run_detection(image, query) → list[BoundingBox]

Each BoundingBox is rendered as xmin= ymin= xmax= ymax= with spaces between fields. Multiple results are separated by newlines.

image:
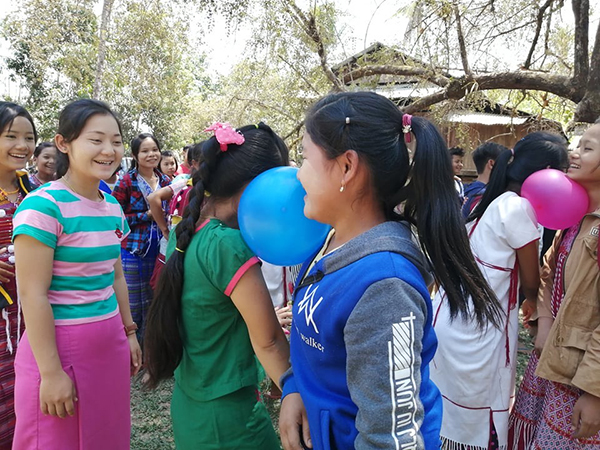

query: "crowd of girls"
xmin=0 ymin=94 xmax=596 ymax=450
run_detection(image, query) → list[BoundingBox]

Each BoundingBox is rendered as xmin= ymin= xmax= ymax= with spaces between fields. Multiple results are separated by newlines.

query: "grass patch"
xmin=131 ymin=325 xmax=534 ymax=448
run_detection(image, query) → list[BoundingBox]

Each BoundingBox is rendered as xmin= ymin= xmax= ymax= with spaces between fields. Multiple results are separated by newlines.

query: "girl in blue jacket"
xmin=279 ymin=91 xmax=503 ymax=450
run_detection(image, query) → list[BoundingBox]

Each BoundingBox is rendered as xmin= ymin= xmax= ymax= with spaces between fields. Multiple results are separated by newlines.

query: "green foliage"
xmin=1 ymin=0 xmax=207 ymax=149
xmin=2 ymin=0 xmax=98 ymax=139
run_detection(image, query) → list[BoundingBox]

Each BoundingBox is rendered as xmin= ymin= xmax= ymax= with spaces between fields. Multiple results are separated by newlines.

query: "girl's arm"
xmin=344 ymin=278 xmax=429 ymax=449
xmin=516 ymin=240 xmax=541 ymax=322
xmin=147 ymin=186 xmax=174 ymax=238
xmin=230 ymin=264 xmax=290 ymax=388
xmin=14 ymin=234 xmax=77 ymax=418
xmin=114 ymin=257 xmax=141 ymax=375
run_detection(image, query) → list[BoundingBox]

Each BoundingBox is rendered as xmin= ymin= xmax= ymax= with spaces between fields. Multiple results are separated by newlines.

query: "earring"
xmin=339 ymin=184 xmax=345 ymax=193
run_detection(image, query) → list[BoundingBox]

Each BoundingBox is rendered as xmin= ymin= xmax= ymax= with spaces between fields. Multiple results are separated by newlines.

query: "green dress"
xmin=166 ymin=219 xmax=280 ymax=449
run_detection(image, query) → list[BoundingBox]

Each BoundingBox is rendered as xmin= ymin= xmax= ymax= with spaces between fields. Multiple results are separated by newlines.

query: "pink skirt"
xmin=12 ymin=313 xmax=130 ymax=450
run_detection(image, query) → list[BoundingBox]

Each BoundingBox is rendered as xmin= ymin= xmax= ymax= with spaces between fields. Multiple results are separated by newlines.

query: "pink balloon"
xmin=521 ymin=169 xmax=589 ymax=230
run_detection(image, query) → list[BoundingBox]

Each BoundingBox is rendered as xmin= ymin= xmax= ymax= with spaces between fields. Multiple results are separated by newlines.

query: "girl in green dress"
xmin=144 ymin=122 xmax=290 ymax=449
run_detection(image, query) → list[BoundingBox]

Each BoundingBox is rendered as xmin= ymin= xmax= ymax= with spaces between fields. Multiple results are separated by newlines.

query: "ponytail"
xmin=144 ymin=124 xmax=288 ymax=388
xmin=143 ymin=168 xmax=206 ymax=388
xmin=305 ymin=91 xmax=503 ymax=329
xmin=400 ymin=117 xmax=503 ymax=328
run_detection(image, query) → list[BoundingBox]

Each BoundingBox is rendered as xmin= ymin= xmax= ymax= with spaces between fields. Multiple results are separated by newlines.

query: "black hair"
xmin=34 ymin=141 xmax=56 ymax=158
xmin=472 ymin=142 xmax=507 ymax=174
xmin=144 ymin=122 xmax=289 ymax=388
xmin=183 ymin=144 xmax=193 ymax=165
xmin=304 ymin=91 xmax=502 ymax=328
xmin=130 ymin=133 xmax=161 ymax=171
xmin=186 ymin=141 xmax=205 ymax=168
xmin=469 ymin=132 xmax=569 ymax=222
xmin=0 ymin=101 xmax=37 ymax=143
xmin=158 ymin=150 xmax=178 ymax=174
xmin=55 ymin=99 xmax=123 ymax=178
xmin=449 ymin=146 xmax=465 ymax=157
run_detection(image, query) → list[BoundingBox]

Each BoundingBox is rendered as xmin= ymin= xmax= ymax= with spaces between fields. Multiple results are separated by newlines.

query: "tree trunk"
xmin=93 ymin=0 xmax=115 ymax=100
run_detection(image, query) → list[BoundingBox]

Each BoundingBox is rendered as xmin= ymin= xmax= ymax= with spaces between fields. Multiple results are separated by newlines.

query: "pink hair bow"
xmin=204 ymin=122 xmax=245 ymax=151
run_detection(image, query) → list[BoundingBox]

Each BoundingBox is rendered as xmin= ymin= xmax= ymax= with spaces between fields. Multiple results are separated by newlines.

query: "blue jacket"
xmin=462 ymin=180 xmax=486 ymax=218
xmin=282 ymin=222 xmax=442 ymax=450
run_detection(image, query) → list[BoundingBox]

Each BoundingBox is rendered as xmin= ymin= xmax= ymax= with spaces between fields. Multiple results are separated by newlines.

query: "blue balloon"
xmin=238 ymin=166 xmax=331 ymax=266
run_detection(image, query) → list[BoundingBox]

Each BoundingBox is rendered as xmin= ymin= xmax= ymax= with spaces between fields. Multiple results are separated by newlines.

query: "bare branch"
xmin=282 ymin=0 xmax=345 ymax=92
xmin=404 ymin=71 xmax=580 ymax=114
xmin=283 ymin=120 xmax=305 ymax=141
xmin=453 ymin=2 xmax=472 ymax=78
xmin=588 ymin=16 xmax=600 ymax=87
xmin=404 ymin=90 xmax=450 ymax=114
xmin=572 ymin=0 xmax=589 ymax=88
xmin=523 ymin=0 xmax=554 ymax=69
xmin=93 ymin=0 xmax=115 ymax=99
xmin=277 ymin=55 xmax=322 ymax=95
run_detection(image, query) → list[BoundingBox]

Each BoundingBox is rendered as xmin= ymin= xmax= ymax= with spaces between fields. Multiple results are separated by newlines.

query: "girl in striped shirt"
xmin=12 ymin=99 xmax=142 ymax=450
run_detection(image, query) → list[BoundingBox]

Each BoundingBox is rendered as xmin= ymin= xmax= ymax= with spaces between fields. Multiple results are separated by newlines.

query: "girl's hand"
xmin=521 ymin=299 xmax=536 ymax=323
xmin=572 ymin=392 xmax=600 ymax=438
xmin=280 ymin=393 xmax=312 ymax=449
xmin=128 ymin=334 xmax=142 ymax=376
xmin=40 ymin=369 xmax=77 ymax=418
xmin=160 ymin=227 xmax=169 ymax=239
xmin=275 ymin=305 xmax=293 ymax=328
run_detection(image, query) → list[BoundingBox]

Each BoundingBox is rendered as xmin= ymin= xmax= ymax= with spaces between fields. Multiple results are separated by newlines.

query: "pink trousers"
xmin=12 ymin=313 xmax=130 ymax=450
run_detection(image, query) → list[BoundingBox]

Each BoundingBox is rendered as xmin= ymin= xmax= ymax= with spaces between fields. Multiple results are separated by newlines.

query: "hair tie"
xmin=204 ymin=122 xmax=245 ymax=151
xmin=402 ymin=114 xmax=412 ymax=143
xmin=175 ymin=247 xmax=185 ymax=253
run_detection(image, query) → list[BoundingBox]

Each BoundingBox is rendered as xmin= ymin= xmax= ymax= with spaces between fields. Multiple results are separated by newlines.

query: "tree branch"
xmin=93 ymin=0 xmax=115 ymax=99
xmin=282 ymin=0 xmax=345 ymax=92
xmin=523 ymin=0 xmax=554 ymax=69
xmin=277 ymin=54 xmax=322 ymax=95
xmin=571 ymin=0 xmax=589 ymax=88
xmin=404 ymin=71 xmax=579 ymax=114
xmin=283 ymin=119 xmax=305 ymax=141
xmin=453 ymin=2 xmax=472 ymax=78
xmin=588 ymin=16 xmax=600 ymax=87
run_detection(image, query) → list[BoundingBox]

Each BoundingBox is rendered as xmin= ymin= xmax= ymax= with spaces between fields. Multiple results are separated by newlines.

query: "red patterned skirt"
xmin=509 ymin=352 xmax=600 ymax=450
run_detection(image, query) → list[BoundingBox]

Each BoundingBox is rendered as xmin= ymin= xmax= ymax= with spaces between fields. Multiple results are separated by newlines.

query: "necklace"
xmin=0 ymin=179 xmax=21 ymax=204
xmin=61 ymin=176 xmax=103 ymax=201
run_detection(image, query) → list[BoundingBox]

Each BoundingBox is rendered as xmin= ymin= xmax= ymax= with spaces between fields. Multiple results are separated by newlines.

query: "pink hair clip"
xmin=204 ymin=122 xmax=245 ymax=151
xmin=402 ymin=114 xmax=412 ymax=143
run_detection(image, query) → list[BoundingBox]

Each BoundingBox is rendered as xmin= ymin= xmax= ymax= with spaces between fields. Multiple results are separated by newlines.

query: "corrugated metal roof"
xmin=445 ymin=111 xmax=529 ymax=125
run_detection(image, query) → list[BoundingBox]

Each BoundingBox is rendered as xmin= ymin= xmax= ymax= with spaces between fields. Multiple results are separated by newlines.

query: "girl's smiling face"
xmin=35 ymin=145 xmax=57 ymax=179
xmin=568 ymin=123 xmax=600 ymax=185
xmin=0 ymin=116 xmax=35 ymax=171
xmin=135 ymin=138 xmax=160 ymax=171
xmin=58 ymin=113 xmax=124 ymax=181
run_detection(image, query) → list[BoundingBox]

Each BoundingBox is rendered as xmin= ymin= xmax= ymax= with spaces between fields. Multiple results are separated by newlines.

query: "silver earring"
xmin=339 ymin=184 xmax=345 ymax=193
